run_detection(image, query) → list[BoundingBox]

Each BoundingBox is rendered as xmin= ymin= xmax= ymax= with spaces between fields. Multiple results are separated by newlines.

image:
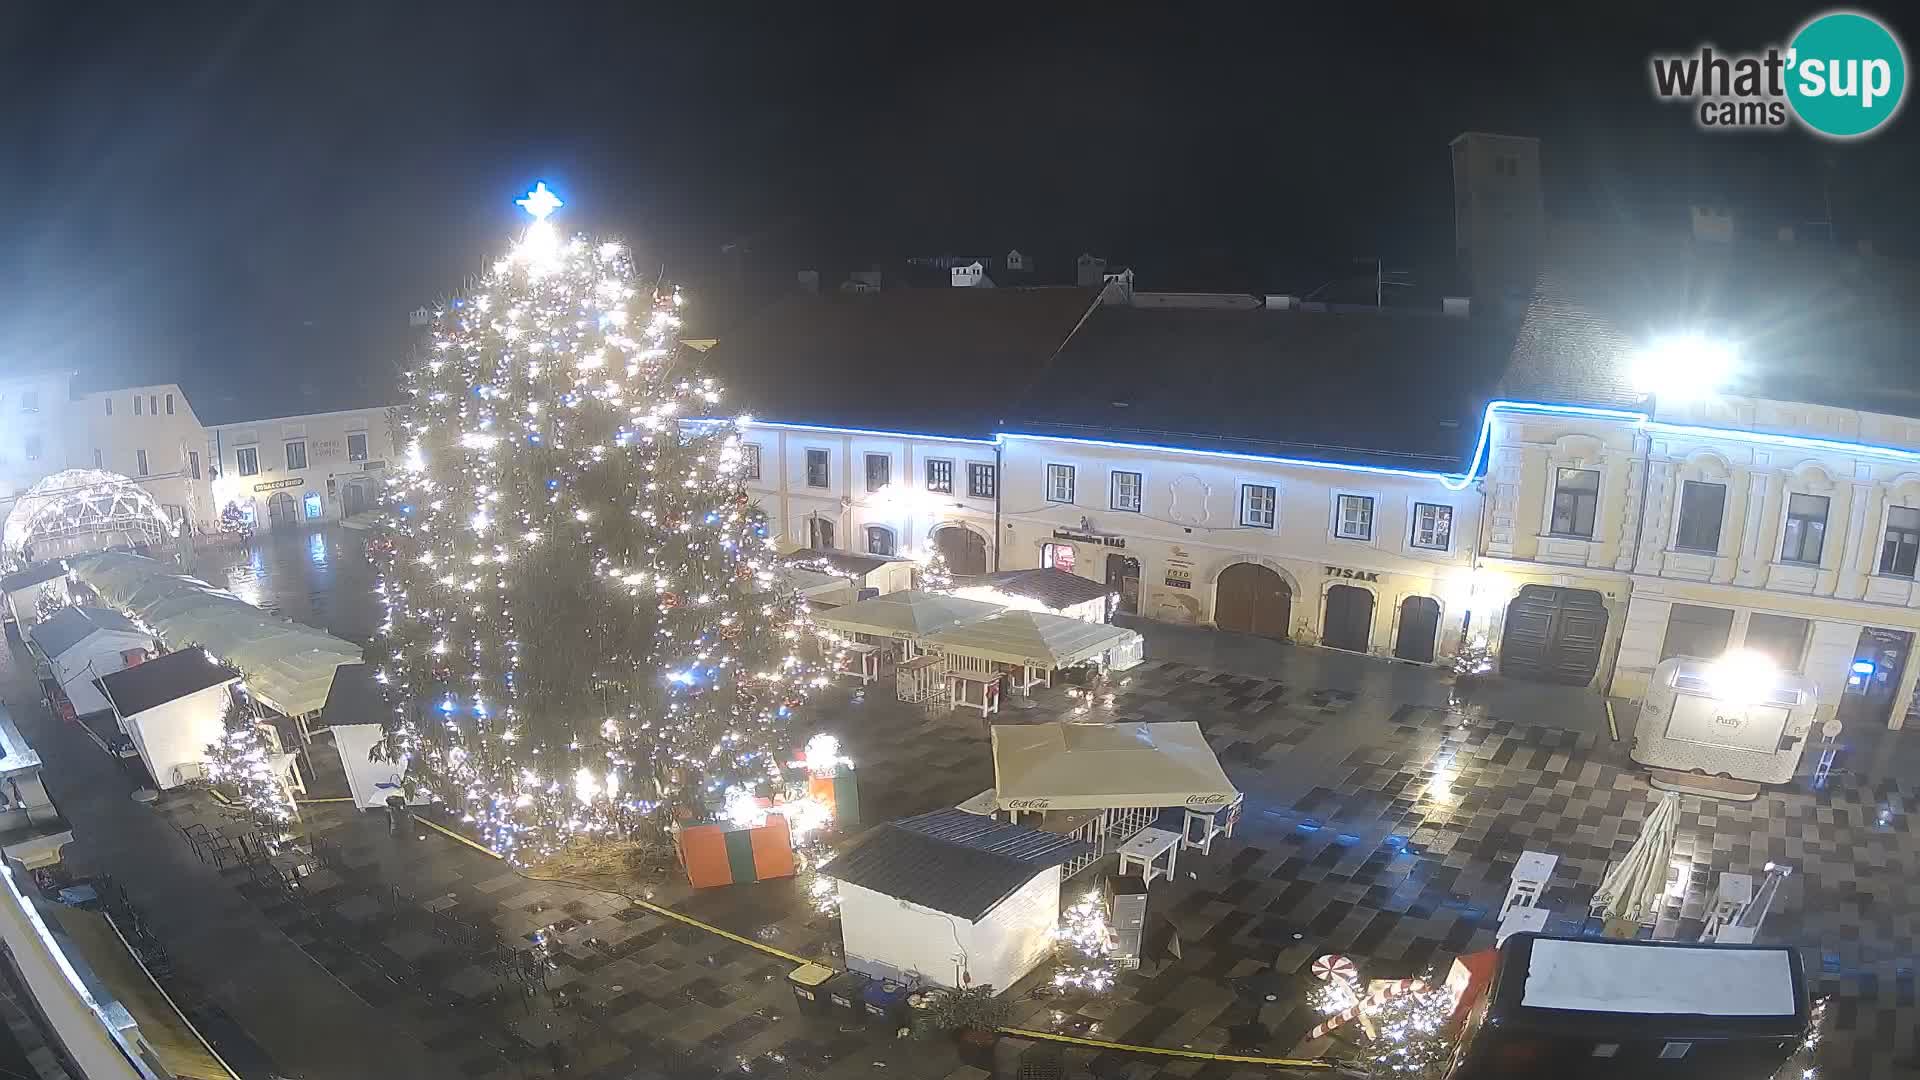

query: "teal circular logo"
xmin=1786 ymin=11 xmax=1907 ymax=138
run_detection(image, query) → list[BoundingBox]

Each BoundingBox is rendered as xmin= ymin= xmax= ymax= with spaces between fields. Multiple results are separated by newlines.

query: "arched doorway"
xmin=1499 ymin=585 xmax=1608 ymax=685
xmin=1322 ymin=585 xmax=1374 ymax=652
xmin=1106 ymin=554 xmax=1141 ymax=615
xmin=1394 ymin=596 xmax=1441 ymax=663
xmin=934 ymin=526 xmax=988 ymax=575
xmin=1214 ymin=563 xmax=1291 ymax=639
xmin=268 ymin=491 xmax=297 ymax=526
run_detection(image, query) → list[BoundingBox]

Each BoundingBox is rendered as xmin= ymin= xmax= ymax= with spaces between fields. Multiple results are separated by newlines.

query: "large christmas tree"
xmin=375 ymin=184 xmax=817 ymax=861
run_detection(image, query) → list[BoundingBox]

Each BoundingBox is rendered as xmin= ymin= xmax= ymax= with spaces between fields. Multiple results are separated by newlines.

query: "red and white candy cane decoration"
xmin=1311 ymin=953 xmax=1358 ymax=985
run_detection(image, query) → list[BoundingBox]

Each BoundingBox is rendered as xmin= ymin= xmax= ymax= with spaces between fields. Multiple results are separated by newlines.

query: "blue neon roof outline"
xmin=698 ymin=417 xmax=998 ymax=446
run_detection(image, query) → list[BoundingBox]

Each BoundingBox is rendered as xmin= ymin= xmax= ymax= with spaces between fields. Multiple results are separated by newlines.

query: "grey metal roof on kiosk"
xmin=0 ymin=561 xmax=67 ymax=593
xmin=95 ymin=648 xmax=242 ymax=718
xmin=823 ymin=809 xmax=1091 ymax=922
xmin=29 ymin=607 xmax=144 ymax=660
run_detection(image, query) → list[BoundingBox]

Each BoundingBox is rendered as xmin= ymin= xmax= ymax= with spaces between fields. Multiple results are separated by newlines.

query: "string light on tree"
xmin=372 ymin=182 xmax=822 ymax=861
xmin=203 ymin=682 xmax=296 ymax=837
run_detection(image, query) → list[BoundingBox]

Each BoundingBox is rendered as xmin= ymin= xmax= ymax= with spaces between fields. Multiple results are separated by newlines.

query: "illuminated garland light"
xmin=371 ymin=183 xmax=823 ymax=861
xmin=1050 ymin=893 xmax=1118 ymax=993
xmin=203 ymin=689 xmax=296 ymax=838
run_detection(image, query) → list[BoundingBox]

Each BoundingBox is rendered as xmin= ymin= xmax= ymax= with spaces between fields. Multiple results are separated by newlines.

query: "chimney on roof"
xmin=1443 ymin=296 xmax=1471 ymax=317
xmin=797 ymin=269 xmax=820 ymax=294
xmin=1690 ymin=205 xmax=1735 ymax=243
xmin=1076 ymin=253 xmax=1108 ymax=287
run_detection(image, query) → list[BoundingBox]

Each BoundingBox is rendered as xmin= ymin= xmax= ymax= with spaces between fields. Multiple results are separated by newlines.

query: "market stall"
xmin=813 ymin=591 xmax=1003 ymax=702
xmin=779 ymin=548 xmax=916 ymax=602
xmin=825 ymin=808 xmax=1090 ymax=992
xmin=1632 ymin=654 xmax=1819 ymax=793
xmin=922 ymin=609 xmax=1144 ymax=712
xmin=95 ymin=648 xmax=244 ymax=790
xmin=28 ymin=607 xmax=155 ymax=719
xmin=0 ymin=561 xmax=68 ymax=626
xmin=986 ymin=721 xmax=1242 ymax=878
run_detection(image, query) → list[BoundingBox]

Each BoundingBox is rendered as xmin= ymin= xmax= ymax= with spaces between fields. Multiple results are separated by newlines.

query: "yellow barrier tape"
xmin=414 ymin=815 xmax=504 ymax=859
xmin=998 ymin=1027 xmax=1334 ymax=1069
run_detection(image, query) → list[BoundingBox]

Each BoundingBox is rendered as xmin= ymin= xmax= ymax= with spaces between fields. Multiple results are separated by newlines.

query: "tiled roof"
xmin=703 ymin=287 xmax=1099 ymax=440
xmin=0 ymin=561 xmax=67 ymax=593
xmin=961 ymin=568 xmax=1112 ymax=610
xmin=823 ymin=809 xmax=1090 ymax=922
xmin=96 ymin=648 xmax=240 ymax=718
xmin=1006 ymin=304 xmax=1515 ymax=470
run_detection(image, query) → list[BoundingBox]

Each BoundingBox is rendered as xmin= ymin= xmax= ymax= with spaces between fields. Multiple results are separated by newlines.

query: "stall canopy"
xmin=67 ymin=552 xmax=361 ymax=717
xmin=952 ymin=568 xmax=1112 ymax=616
xmin=990 ymin=722 xmax=1239 ymax=811
xmin=812 ymin=590 xmax=1002 ymax=641
xmin=0 ymin=561 xmax=67 ymax=596
xmin=923 ymin=609 xmax=1136 ymax=670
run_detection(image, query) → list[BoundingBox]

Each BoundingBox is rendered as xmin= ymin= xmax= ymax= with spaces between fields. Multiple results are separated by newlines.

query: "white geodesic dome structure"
xmin=2 ymin=469 xmax=175 ymax=568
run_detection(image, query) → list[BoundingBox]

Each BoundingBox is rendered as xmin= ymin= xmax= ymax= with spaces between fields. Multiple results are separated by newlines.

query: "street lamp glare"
xmin=1705 ymin=648 xmax=1777 ymax=704
xmin=1630 ymin=334 xmax=1737 ymax=400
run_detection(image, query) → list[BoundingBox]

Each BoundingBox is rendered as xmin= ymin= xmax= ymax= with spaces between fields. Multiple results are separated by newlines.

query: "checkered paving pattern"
xmin=152 ymin=643 xmax=1916 ymax=1078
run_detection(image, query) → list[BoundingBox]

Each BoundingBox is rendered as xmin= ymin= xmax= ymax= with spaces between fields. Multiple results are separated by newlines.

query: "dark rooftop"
xmin=96 ymin=648 xmax=241 ymax=718
xmin=320 ymin=663 xmax=387 ymax=729
xmin=1502 ymin=223 xmax=1920 ymax=418
xmin=30 ymin=607 xmax=145 ymax=660
xmin=0 ymin=562 xmax=67 ymax=594
xmin=701 ymin=287 xmax=1098 ymax=440
xmin=961 ymin=568 xmax=1113 ymax=610
xmin=823 ymin=809 xmax=1090 ymax=922
xmin=1007 ymin=303 xmax=1515 ymax=470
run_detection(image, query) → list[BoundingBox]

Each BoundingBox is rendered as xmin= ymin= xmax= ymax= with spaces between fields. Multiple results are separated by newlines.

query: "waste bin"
xmin=786 ymin=963 xmax=836 ymax=1015
xmin=824 ymin=971 xmax=873 ymax=1019
xmin=862 ymin=978 xmax=910 ymax=1027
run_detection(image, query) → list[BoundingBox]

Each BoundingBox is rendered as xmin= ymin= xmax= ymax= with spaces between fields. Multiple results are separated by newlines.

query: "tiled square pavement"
xmin=154 ymin=624 xmax=1920 ymax=1078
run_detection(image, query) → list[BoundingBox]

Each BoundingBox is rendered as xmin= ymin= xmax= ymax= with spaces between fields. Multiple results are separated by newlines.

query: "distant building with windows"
xmin=205 ymin=406 xmax=399 ymax=529
xmin=73 ymin=383 xmax=214 ymax=533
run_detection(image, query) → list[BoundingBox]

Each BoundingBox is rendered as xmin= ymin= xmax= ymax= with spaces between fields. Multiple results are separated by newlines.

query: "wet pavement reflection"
xmin=188 ymin=526 xmax=381 ymax=645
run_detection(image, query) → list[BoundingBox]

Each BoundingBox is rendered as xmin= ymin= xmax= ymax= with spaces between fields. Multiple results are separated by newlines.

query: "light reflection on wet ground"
xmin=188 ymin=525 xmax=381 ymax=645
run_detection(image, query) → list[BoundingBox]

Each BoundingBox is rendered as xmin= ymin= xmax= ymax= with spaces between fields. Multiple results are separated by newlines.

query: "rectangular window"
xmin=1780 ymin=493 xmax=1829 ymax=564
xmin=1550 ymin=468 xmax=1600 ymax=538
xmin=1110 ymin=470 xmax=1142 ymax=512
xmin=148 ymin=395 xmax=157 ymax=415
xmin=1674 ymin=481 xmax=1727 ymax=552
xmin=1659 ymin=603 xmax=1733 ymax=662
xmin=285 ymin=440 xmax=308 ymax=471
xmin=1335 ymin=494 xmax=1374 ymax=540
xmin=92 ymin=448 xmax=103 ymax=469
xmin=1744 ymin=613 xmax=1811 ymax=672
xmin=807 ymin=517 xmax=835 ymax=550
xmin=1882 ymin=506 xmax=1920 ymax=578
xmin=165 ymin=393 xmax=175 ymax=415
xmin=347 ymin=433 xmax=368 ymax=462
xmin=967 ymin=461 xmax=995 ymax=499
xmin=133 ymin=395 xmax=143 ymax=416
xmin=1241 ymin=484 xmax=1276 ymax=528
xmin=865 ymin=453 xmax=890 ymax=493
xmin=104 ymin=397 xmax=113 ymax=416
xmin=236 ymin=447 xmax=259 ymax=476
xmin=188 ymin=450 xmax=201 ymax=480
xmin=866 ymin=526 xmax=895 ymax=556
xmin=1412 ymin=503 xmax=1453 ymax=550
xmin=1045 ymin=464 xmax=1076 ymax=504
xmin=23 ymin=435 xmax=39 ymax=461
xmin=740 ymin=443 xmax=761 ymax=481
xmin=805 ymin=448 xmax=830 ymax=489
xmin=135 ymin=449 xmax=149 ymax=476
xmin=926 ymin=458 xmax=953 ymax=494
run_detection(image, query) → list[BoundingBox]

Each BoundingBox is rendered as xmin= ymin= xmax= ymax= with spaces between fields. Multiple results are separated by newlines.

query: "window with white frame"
xmin=865 ymin=453 xmax=890 ymax=493
xmin=740 ymin=443 xmax=762 ymax=480
xmin=92 ymin=448 xmax=102 ymax=469
xmin=133 ymin=395 xmax=143 ymax=416
xmin=347 ymin=432 xmax=369 ymax=462
xmin=285 ymin=440 xmax=308 ymax=471
xmin=1241 ymin=484 xmax=1275 ymax=528
xmin=1882 ymin=506 xmax=1920 ymax=578
xmin=1335 ymin=494 xmax=1374 ymax=540
xmin=805 ymin=448 xmax=830 ymax=488
xmin=1411 ymin=502 xmax=1452 ymax=550
xmin=1045 ymin=464 xmax=1075 ymax=503
xmin=1780 ymin=493 xmax=1829 ymax=564
xmin=866 ymin=525 xmax=896 ymax=556
xmin=136 ymin=448 xmax=148 ymax=476
xmin=1550 ymin=468 xmax=1600 ymax=537
xmin=1674 ymin=480 xmax=1727 ymax=552
xmin=1110 ymin=470 xmax=1142 ymax=512
xmin=236 ymin=446 xmax=259 ymax=476
xmin=188 ymin=450 xmax=200 ymax=479
xmin=165 ymin=393 xmax=175 ymax=415
xmin=967 ymin=461 xmax=995 ymax=499
xmin=926 ymin=458 xmax=953 ymax=493
xmin=104 ymin=397 xmax=112 ymax=416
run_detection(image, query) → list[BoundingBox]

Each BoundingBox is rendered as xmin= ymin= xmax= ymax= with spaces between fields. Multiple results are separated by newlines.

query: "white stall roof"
xmin=1521 ymin=938 xmax=1798 ymax=1017
xmin=924 ymin=610 xmax=1137 ymax=670
xmin=990 ymin=721 xmax=1238 ymax=811
xmin=813 ymin=590 xmax=1002 ymax=640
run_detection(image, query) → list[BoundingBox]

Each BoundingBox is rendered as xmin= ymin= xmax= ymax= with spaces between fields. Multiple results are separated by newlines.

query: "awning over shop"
xmin=67 ymin=552 xmax=361 ymax=716
xmin=990 ymin=721 xmax=1238 ymax=811
xmin=923 ymin=610 xmax=1138 ymax=670
xmin=812 ymin=590 xmax=1002 ymax=641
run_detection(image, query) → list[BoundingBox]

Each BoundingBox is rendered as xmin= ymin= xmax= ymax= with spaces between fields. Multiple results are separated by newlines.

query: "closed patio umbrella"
xmin=1592 ymin=790 xmax=1681 ymax=938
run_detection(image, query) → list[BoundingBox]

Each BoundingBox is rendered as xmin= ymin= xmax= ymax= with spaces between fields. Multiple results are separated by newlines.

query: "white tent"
xmin=28 ymin=608 xmax=155 ymax=717
xmin=990 ymin=722 xmax=1238 ymax=812
xmin=924 ymin=610 xmax=1139 ymax=671
xmin=812 ymin=590 xmax=1002 ymax=642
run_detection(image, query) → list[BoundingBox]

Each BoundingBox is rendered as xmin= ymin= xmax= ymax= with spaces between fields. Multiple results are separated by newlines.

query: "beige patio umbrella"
xmin=1592 ymin=790 xmax=1682 ymax=939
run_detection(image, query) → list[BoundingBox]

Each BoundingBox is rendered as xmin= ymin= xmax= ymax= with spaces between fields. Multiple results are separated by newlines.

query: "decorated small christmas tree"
xmin=914 ymin=545 xmax=955 ymax=591
xmin=203 ymin=688 xmax=295 ymax=833
xmin=374 ymin=183 xmax=819 ymax=861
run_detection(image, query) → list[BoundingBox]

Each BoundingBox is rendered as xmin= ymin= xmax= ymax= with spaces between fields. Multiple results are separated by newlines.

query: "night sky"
xmin=2 ymin=2 xmax=1913 ymax=424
